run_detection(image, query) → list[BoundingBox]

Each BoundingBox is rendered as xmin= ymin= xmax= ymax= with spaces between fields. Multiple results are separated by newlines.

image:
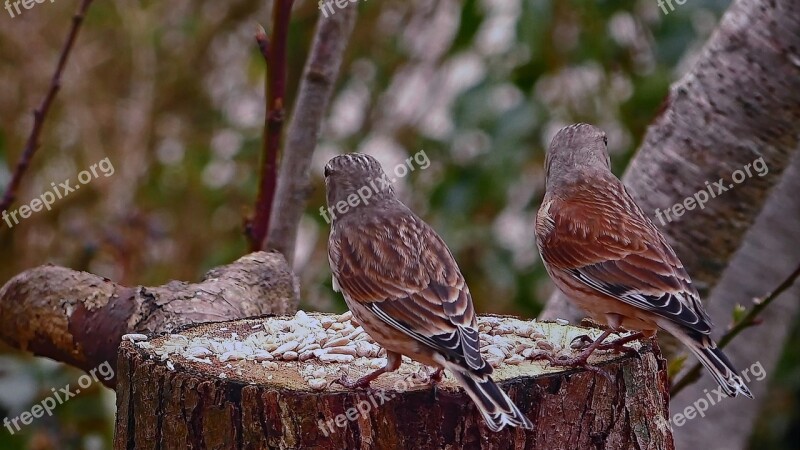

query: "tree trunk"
xmin=671 ymin=149 xmax=800 ymax=449
xmin=114 ymin=313 xmax=673 ymax=450
xmin=266 ymin=6 xmax=357 ymax=264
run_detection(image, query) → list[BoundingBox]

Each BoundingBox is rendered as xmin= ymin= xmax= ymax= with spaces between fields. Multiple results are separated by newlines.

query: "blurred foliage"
xmin=0 ymin=0 xmax=797 ymax=448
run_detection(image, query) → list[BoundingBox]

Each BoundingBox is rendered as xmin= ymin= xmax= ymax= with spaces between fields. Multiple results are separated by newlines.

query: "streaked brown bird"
xmin=325 ymin=153 xmax=533 ymax=431
xmin=534 ymin=123 xmax=752 ymax=398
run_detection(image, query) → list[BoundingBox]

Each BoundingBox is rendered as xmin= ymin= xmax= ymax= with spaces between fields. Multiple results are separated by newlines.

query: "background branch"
xmin=0 ymin=252 xmax=298 ymax=388
xmin=246 ymin=0 xmax=294 ymax=251
xmin=267 ymin=5 xmax=358 ymax=264
xmin=0 ymin=0 xmax=94 ymax=215
xmin=670 ymin=260 xmax=800 ymax=395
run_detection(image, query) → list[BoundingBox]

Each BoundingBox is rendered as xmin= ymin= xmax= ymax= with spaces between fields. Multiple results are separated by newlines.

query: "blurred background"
xmin=0 ymin=0 xmax=797 ymax=448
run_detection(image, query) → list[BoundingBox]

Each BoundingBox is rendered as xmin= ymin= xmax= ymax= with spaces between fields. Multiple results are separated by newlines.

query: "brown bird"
xmin=535 ymin=123 xmax=752 ymax=398
xmin=325 ymin=153 xmax=533 ymax=431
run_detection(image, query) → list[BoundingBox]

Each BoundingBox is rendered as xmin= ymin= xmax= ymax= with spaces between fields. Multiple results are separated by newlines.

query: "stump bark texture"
xmin=114 ymin=313 xmax=673 ymax=450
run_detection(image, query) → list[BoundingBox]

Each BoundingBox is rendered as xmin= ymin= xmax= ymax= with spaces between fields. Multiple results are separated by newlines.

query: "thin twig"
xmin=0 ymin=0 xmax=95 ymax=215
xmin=670 ymin=261 xmax=800 ymax=396
xmin=246 ymin=0 xmax=294 ymax=252
xmin=266 ymin=4 xmax=358 ymax=264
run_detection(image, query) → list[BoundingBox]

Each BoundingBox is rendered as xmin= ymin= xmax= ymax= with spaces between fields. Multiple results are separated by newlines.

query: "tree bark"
xmin=541 ymin=0 xmax=800 ymax=323
xmin=114 ymin=313 xmax=673 ymax=450
xmin=671 ymin=149 xmax=800 ymax=449
xmin=266 ymin=6 xmax=357 ymax=264
xmin=0 ymin=251 xmax=298 ymax=387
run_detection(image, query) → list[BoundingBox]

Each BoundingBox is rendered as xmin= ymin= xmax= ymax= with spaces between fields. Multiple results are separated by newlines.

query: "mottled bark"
xmin=0 ymin=251 xmax=298 ymax=387
xmin=672 ymin=150 xmax=800 ymax=450
xmin=114 ymin=315 xmax=673 ymax=450
xmin=266 ymin=6 xmax=357 ymax=263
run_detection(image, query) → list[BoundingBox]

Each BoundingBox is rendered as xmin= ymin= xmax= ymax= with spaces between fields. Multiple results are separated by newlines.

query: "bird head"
xmin=545 ymin=123 xmax=611 ymax=189
xmin=324 ymin=153 xmax=397 ymax=221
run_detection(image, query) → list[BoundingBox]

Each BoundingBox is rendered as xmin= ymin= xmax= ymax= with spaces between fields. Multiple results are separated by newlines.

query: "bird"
xmin=534 ymin=123 xmax=752 ymax=398
xmin=324 ymin=153 xmax=534 ymax=431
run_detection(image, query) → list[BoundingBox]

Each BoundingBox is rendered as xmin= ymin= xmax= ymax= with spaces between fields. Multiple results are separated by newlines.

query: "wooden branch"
xmin=246 ymin=0 xmax=295 ymax=252
xmin=114 ymin=314 xmax=673 ymax=449
xmin=266 ymin=4 xmax=358 ymax=264
xmin=670 ymin=260 xmax=800 ymax=395
xmin=0 ymin=0 xmax=94 ymax=215
xmin=0 ymin=252 xmax=299 ymax=388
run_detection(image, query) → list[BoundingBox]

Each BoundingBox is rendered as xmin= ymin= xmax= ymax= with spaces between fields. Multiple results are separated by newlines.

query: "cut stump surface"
xmin=114 ymin=312 xmax=674 ymax=450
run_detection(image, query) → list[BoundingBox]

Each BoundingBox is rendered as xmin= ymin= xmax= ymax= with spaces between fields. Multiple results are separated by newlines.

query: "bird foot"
xmin=332 ymin=366 xmax=387 ymax=389
xmin=531 ymin=351 xmax=614 ymax=383
xmin=569 ymin=334 xmax=595 ymax=350
xmin=332 ymin=373 xmax=373 ymax=389
xmin=429 ymin=367 xmax=444 ymax=384
xmin=595 ymin=332 xmax=645 ymax=359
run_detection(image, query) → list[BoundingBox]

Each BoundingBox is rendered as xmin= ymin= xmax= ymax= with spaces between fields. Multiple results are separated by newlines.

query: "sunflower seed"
xmin=319 ymin=353 xmax=354 ymax=364
xmin=122 ymin=334 xmax=148 ymax=343
xmin=323 ymin=337 xmax=350 ymax=348
xmin=327 ymin=346 xmax=357 ymax=356
xmin=308 ymin=378 xmax=327 ymax=391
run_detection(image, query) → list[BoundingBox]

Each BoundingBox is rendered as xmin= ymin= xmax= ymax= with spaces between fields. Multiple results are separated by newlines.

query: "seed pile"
xmin=124 ymin=311 xmax=634 ymax=391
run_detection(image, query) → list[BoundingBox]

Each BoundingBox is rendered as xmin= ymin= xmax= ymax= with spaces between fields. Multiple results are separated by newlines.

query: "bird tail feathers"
xmin=445 ymin=361 xmax=534 ymax=431
xmin=660 ymin=321 xmax=753 ymax=398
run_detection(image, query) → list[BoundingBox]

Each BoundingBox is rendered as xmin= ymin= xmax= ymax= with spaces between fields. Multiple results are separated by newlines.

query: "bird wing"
xmin=536 ymin=181 xmax=712 ymax=335
xmin=329 ymin=210 xmax=485 ymax=371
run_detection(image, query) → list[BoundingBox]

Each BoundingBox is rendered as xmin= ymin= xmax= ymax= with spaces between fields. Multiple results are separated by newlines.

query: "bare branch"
xmin=670 ymin=260 xmax=800 ymax=395
xmin=0 ymin=252 xmax=299 ymax=388
xmin=267 ymin=6 xmax=358 ymax=264
xmin=0 ymin=0 xmax=95 ymax=215
xmin=246 ymin=0 xmax=295 ymax=251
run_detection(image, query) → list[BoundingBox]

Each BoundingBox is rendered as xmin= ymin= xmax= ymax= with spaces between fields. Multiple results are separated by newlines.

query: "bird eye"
xmin=602 ymin=135 xmax=608 ymax=146
xmin=324 ymin=166 xmax=332 ymax=177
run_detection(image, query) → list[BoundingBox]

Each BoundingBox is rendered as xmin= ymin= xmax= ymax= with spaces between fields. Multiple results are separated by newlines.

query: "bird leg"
xmin=333 ymin=351 xmax=402 ymax=389
xmin=570 ymin=331 xmax=645 ymax=358
xmin=531 ymin=329 xmax=615 ymax=381
xmin=569 ymin=334 xmax=596 ymax=349
xmin=595 ymin=331 xmax=646 ymax=358
xmin=429 ymin=367 xmax=444 ymax=384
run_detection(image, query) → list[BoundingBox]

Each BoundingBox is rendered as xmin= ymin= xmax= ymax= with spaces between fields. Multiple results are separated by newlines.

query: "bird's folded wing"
xmin=537 ymin=185 xmax=712 ymax=334
xmin=329 ymin=212 xmax=485 ymax=370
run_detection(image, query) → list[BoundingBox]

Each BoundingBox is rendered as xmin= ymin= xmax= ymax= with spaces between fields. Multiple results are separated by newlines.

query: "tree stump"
xmin=114 ymin=312 xmax=673 ymax=450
